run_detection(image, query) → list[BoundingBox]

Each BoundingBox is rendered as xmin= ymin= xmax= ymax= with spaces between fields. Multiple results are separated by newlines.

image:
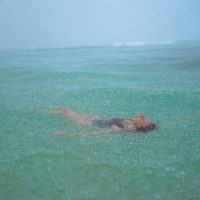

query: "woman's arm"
xmin=50 ymin=125 xmax=138 ymax=136
xmin=76 ymin=129 xmax=116 ymax=135
xmin=75 ymin=125 xmax=124 ymax=135
xmin=51 ymin=129 xmax=116 ymax=136
xmin=51 ymin=125 xmax=123 ymax=136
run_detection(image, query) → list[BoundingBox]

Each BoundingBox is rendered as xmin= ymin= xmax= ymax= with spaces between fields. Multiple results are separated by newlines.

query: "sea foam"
xmin=113 ymin=41 xmax=176 ymax=47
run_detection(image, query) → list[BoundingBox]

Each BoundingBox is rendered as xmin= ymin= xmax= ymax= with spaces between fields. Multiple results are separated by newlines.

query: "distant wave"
xmin=113 ymin=41 xmax=176 ymax=47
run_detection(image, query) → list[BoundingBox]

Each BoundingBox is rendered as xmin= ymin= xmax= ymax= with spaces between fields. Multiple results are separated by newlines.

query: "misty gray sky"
xmin=0 ymin=0 xmax=200 ymax=50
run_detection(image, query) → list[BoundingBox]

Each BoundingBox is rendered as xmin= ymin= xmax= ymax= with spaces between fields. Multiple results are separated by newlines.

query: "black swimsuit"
xmin=92 ymin=118 xmax=125 ymax=129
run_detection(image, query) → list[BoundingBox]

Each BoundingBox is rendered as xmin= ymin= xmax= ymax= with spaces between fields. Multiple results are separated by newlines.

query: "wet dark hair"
xmin=136 ymin=123 xmax=156 ymax=132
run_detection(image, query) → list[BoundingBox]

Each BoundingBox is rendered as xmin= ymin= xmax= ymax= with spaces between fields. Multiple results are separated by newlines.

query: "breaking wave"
xmin=113 ymin=41 xmax=176 ymax=47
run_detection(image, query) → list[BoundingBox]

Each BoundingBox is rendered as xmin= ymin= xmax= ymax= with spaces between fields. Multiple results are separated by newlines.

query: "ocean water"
xmin=0 ymin=42 xmax=200 ymax=200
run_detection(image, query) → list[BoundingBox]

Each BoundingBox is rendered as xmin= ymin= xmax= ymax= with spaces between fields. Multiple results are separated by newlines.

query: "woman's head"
xmin=133 ymin=114 xmax=156 ymax=132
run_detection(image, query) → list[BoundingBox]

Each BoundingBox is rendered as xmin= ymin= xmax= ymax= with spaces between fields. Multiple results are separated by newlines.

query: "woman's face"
xmin=133 ymin=114 xmax=152 ymax=129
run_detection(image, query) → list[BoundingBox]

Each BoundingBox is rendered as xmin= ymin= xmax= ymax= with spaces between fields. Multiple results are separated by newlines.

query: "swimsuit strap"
xmin=120 ymin=119 xmax=137 ymax=132
xmin=121 ymin=119 xmax=134 ymax=126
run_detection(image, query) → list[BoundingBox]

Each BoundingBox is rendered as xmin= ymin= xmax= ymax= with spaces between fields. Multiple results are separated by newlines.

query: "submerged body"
xmin=51 ymin=108 xmax=156 ymax=135
xmin=92 ymin=118 xmax=125 ymax=129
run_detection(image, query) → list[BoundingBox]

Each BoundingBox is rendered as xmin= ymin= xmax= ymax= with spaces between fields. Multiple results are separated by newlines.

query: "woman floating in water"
xmin=51 ymin=108 xmax=156 ymax=136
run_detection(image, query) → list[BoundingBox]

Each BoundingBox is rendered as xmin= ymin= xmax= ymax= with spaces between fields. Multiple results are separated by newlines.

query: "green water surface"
xmin=0 ymin=45 xmax=200 ymax=200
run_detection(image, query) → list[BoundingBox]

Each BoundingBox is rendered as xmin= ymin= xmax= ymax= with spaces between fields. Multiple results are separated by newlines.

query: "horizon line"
xmin=0 ymin=39 xmax=200 ymax=52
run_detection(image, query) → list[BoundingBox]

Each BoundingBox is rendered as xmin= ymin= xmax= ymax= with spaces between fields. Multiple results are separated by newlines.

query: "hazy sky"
xmin=0 ymin=0 xmax=200 ymax=50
